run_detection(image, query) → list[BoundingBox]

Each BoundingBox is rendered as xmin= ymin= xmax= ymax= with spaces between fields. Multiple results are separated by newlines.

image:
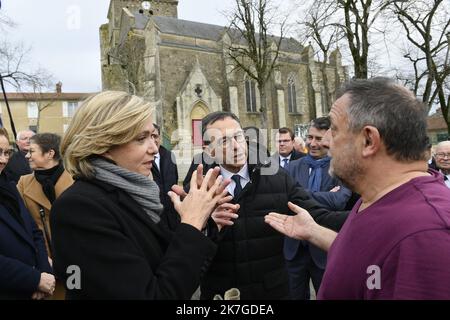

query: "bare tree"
xmin=226 ymin=0 xmax=287 ymax=129
xmin=0 ymin=39 xmax=53 ymax=137
xmin=300 ymin=1 xmax=344 ymax=112
xmin=293 ymin=0 xmax=408 ymax=79
xmin=335 ymin=0 xmax=405 ymax=79
xmin=391 ymin=0 xmax=450 ymax=135
xmin=0 ymin=41 xmax=52 ymax=91
xmin=117 ymin=33 xmax=146 ymax=95
xmin=0 ymin=12 xmax=16 ymax=31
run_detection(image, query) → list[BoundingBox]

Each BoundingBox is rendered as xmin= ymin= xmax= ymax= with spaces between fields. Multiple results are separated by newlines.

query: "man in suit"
xmin=190 ymin=111 xmax=348 ymax=300
xmin=273 ymin=127 xmax=305 ymax=170
xmin=5 ymin=130 xmax=35 ymax=184
xmin=434 ymin=140 xmax=450 ymax=188
xmin=151 ymin=124 xmax=179 ymax=228
xmin=284 ymin=116 xmax=351 ymax=299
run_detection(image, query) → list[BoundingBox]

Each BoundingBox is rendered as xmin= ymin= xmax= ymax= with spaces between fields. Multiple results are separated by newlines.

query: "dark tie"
xmin=282 ymin=158 xmax=289 ymax=169
xmin=231 ymin=175 xmax=242 ymax=198
xmin=151 ymin=157 xmax=160 ymax=181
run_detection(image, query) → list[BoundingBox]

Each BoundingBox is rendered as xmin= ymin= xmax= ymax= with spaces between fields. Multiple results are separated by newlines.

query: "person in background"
xmin=289 ymin=117 xmax=351 ymax=211
xmin=150 ymin=124 xmax=179 ymax=229
xmin=50 ymin=91 xmax=232 ymax=299
xmin=0 ymin=128 xmax=55 ymax=299
xmin=293 ymin=136 xmax=307 ymax=155
xmin=5 ymin=130 xmax=35 ymax=184
xmin=17 ymin=133 xmax=73 ymax=299
xmin=273 ymin=127 xmax=305 ymax=170
xmin=285 ymin=116 xmax=351 ymax=299
xmin=434 ymin=140 xmax=450 ymax=188
xmin=425 ymin=138 xmax=437 ymax=170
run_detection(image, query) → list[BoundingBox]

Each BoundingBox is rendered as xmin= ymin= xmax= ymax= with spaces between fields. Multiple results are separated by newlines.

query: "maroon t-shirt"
xmin=318 ymin=171 xmax=450 ymax=299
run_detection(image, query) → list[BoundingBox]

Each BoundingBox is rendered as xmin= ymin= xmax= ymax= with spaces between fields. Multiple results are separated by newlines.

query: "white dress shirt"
xmin=154 ymin=152 xmax=160 ymax=171
xmin=279 ymin=154 xmax=292 ymax=168
xmin=220 ymin=164 xmax=250 ymax=197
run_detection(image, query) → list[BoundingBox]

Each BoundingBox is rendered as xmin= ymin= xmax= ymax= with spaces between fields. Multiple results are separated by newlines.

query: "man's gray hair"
xmin=337 ymin=77 xmax=428 ymax=161
xmin=436 ymin=140 xmax=450 ymax=150
xmin=16 ymin=130 xmax=35 ymax=141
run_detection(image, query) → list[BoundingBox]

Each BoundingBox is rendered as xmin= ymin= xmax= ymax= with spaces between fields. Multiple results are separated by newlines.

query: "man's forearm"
xmin=308 ymin=224 xmax=337 ymax=252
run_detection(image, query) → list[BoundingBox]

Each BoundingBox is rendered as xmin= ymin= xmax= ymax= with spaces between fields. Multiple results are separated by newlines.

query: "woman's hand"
xmin=31 ymin=291 xmax=49 ymax=300
xmin=168 ymin=165 xmax=231 ymax=230
xmin=38 ymin=272 xmax=56 ymax=295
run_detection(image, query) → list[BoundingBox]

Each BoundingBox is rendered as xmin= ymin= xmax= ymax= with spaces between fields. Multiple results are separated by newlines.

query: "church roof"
xmin=153 ymin=16 xmax=225 ymax=41
xmin=134 ymin=12 xmax=150 ymax=29
xmin=131 ymin=13 xmax=303 ymax=53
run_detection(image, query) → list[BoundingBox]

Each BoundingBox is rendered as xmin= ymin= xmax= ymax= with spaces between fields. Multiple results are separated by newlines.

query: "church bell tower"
xmin=109 ymin=0 xmax=178 ymax=23
xmin=144 ymin=0 xmax=178 ymax=18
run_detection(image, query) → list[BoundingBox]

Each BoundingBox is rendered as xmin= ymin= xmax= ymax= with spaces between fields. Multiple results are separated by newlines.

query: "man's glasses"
xmin=0 ymin=148 xmax=12 ymax=158
xmin=214 ymin=131 xmax=246 ymax=148
xmin=435 ymin=152 xmax=450 ymax=159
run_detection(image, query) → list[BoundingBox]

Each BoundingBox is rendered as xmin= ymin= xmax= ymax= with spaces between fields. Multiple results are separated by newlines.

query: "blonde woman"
xmin=50 ymin=91 xmax=232 ymax=299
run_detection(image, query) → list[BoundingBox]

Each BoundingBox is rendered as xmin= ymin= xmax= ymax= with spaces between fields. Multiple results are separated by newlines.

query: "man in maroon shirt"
xmin=265 ymin=77 xmax=450 ymax=299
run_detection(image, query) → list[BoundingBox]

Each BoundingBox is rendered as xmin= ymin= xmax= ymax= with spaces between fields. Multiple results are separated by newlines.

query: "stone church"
xmin=100 ymin=0 xmax=347 ymax=173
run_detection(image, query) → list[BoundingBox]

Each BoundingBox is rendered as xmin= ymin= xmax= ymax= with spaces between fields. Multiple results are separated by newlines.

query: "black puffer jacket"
xmin=200 ymin=162 xmax=348 ymax=300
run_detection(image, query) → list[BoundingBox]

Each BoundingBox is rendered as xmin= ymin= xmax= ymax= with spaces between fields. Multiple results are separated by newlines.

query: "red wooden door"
xmin=192 ymin=119 xmax=202 ymax=146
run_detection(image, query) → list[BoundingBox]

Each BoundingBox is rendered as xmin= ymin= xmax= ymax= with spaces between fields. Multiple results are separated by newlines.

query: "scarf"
xmin=90 ymin=157 xmax=163 ymax=224
xmin=303 ymin=155 xmax=331 ymax=192
xmin=34 ymin=163 xmax=65 ymax=204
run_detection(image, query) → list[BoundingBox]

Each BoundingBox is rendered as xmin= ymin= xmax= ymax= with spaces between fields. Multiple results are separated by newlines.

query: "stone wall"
xmin=150 ymin=1 xmax=178 ymax=18
xmin=158 ymin=45 xmax=226 ymax=139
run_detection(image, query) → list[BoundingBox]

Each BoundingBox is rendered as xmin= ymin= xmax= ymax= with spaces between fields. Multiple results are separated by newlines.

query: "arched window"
xmin=287 ymin=77 xmax=297 ymax=113
xmin=245 ymin=79 xmax=257 ymax=112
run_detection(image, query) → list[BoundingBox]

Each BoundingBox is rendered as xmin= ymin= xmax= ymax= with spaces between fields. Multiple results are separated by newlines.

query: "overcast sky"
xmin=1 ymin=0 xmax=237 ymax=92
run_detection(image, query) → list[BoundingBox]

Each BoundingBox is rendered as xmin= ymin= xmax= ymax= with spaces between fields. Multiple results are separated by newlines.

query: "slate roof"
xmin=130 ymin=13 xmax=303 ymax=53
